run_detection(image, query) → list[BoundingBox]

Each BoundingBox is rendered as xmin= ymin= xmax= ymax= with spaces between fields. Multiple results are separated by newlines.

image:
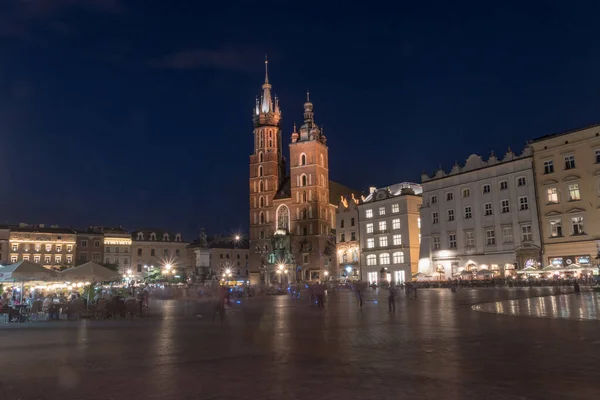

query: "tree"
xmin=102 ymin=263 xmax=120 ymax=272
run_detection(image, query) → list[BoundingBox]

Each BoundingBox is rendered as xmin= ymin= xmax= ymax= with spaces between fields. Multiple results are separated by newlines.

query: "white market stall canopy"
xmin=59 ymin=262 xmax=121 ymax=282
xmin=0 ymin=260 xmax=58 ymax=282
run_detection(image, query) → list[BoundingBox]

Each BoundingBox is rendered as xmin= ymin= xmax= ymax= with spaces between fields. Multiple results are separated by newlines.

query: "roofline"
xmin=530 ymin=122 xmax=600 ymax=143
xmin=422 ymin=155 xmax=532 ymax=184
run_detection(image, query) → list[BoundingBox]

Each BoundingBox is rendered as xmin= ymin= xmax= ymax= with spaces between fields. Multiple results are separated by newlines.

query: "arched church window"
xmin=259 ymin=152 xmax=264 ymax=162
xmin=301 ymin=174 xmax=307 ymax=187
xmin=320 ymin=174 xmax=325 ymax=187
xmin=276 ymin=205 xmax=290 ymax=231
xmin=259 ymin=180 xmax=264 ymax=192
xmin=300 ymin=153 xmax=306 ymax=166
xmin=258 ymin=166 xmax=263 ymax=177
xmin=269 ymin=131 xmax=273 ymax=138
xmin=260 ymin=212 xmax=265 ymax=224
xmin=342 ymin=252 xmax=348 ymax=263
xmin=301 ymin=208 xmax=308 ymax=220
xmin=320 ymin=154 xmax=324 ymax=167
xmin=302 ymin=191 xmax=307 ymax=203
xmin=259 ymin=196 xmax=264 ymax=208
xmin=259 ymin=130 xmax=264 ymax=148
xmin=269 ymin=139 xmax=273 ymax=147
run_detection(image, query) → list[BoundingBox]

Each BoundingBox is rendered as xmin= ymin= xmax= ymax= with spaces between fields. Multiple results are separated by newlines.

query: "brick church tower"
xmin=249 ymin=62 xmax=337 ymax=284
xmin=248 ymin=60 xmax=284 ymax=273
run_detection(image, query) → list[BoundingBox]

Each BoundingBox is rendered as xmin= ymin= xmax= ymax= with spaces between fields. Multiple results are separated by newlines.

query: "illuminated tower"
xmin=248 ymin=60 xmax=284 ymax=275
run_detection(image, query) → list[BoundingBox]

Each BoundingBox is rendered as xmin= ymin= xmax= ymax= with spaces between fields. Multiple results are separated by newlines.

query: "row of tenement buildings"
xmin=0 ymin=225 xmax=251 ymax=283
xmin=246 ymin=61 xmax=600 ymax=284
xmin=332 ymin=124 xmax=600 ymax=284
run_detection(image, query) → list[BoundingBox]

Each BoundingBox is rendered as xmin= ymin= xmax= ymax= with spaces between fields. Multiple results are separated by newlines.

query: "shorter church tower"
xmin=288 ymin=93 xmax=335 ymax=281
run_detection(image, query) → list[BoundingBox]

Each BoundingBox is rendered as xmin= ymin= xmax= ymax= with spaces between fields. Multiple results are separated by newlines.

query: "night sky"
xmin=1 ymin=1 xmax=599 ymax=240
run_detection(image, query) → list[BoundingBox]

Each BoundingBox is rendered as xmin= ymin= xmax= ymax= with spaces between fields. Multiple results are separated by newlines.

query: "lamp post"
xmin=324 ymin=270 xmax=329 ymax=283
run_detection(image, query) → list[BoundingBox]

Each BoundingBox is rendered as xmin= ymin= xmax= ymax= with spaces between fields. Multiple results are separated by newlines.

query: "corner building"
xmin=248 ymin=62 xmax=353 ymax=284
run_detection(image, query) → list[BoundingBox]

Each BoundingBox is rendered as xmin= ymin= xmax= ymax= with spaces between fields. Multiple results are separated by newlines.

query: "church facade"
xmin=248 ymin=61 xmax=351 ymax=285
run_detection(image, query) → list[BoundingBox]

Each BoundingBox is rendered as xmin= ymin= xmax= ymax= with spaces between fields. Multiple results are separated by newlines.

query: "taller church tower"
xmin=248 ymin=60 xmax=284 ymax=273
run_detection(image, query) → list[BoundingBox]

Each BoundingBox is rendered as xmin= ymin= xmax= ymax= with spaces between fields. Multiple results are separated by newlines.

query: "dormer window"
xmin=163 ymin=233 xmax=170 ymax=242
xmin=150 ymin=232 xmax=157 ymax=241
xmin=137 ymin=232 xmax=144 ymax=240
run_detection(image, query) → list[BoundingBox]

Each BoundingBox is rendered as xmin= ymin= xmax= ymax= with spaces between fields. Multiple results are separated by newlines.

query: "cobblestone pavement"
xmin=1 ymin=287 xmax=599 ymax=400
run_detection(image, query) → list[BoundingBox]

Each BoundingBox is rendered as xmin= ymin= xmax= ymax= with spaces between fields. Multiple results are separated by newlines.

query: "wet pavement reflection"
xmin=474 ymin=291 xmax=600 ymax=320
xmin=0 ymin=287 xmax=599 ymax=399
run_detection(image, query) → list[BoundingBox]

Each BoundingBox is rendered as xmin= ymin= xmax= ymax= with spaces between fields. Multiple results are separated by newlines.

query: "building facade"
xmin=75 ymin=228 xmax=104 ymax=265
xmin=335 ymin=195 xmax=361 ymax=281
xmin=530 ymin=124 xmax=600 ymax=270
xmin=0 ymin=226 xmax=10 ymax=265
xmin=248 ymin=62 xmax=356 ymax=284
xmin=358 ymin=183 xmax=422 ymax=285
xmin=103 ymin=227 xmax=132 ymax=273
xmin=418 ymin=148 xmax=541 ymax=279
xmin=131 ymin=229 xmax=188 ymax=280
xmin=209 ymin=238 xmax=250 ymax=283
xmin=8 ymin=225 xmax=77 ymax=270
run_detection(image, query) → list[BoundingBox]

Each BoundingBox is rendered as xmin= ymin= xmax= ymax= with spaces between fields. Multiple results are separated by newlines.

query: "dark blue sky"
xmin=1 ymin=0 xmax=599 ymax=240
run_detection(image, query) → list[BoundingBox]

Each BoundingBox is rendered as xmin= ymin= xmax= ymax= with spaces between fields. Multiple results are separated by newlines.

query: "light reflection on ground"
xmin=473 ymin=292 xmax=600 ymax=320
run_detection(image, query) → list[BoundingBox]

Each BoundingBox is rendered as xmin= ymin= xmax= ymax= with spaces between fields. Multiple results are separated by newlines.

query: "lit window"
xmin=366 ymin=254 xmax=377 ymax=266
xmin=67 ymin=256 xmax=73 ymax=264
xmin=34 ymin=256 xmax=40 ymax=263
xmin=56 ymin=245 xmax=62 ymax=252
xmin=379 ymin=236 xmax=388 ymax=247
xmin=44 ymin=255 xmax=51 ymax=264
xmin=544 ymin=160 xmax=554 ymax=174
xmin=521 ymin=225 xmax=532 ymax=241
xmin=572 ymin=216 xmax=584 ymax=235
xmin=446 ymin=192 xmax=453 ymax=201
xmin=392 ymin=218 xmax=400 ymax=229
xmin=501 ymin=200 xmax=510 ymax=213
xmin=45 ymin=244 xmax=52 ymax=252
xmin=366 ymin=223 xmax=374 ymax=234
xmin=483 ymin=184 xmax=491 ymax=194
xmin=392 ymin=252 xmax=404 ymax=264
xmin=464 ymin=206 xmax=472 ymax=219
xmin=502 ymin=227 xmax=513 ymax=243
xmin=550 ymin=219 xmax=562 ymax=237
xmin=55 ymin=255 xmax=62 ymax=263
xmin=547 ymin=187 xmax=558 ymax=204
xmin=379 ymin=253 xmax=390 ymax=265
xmin=379 ymin=207 xmax=386 ymax=216
xmin=419 ymin=233 xmax=421 ymax=244
xmin=465 ymin=231 xmax=474 ymax=247
xmin=486 ymin=229 xmax=496 ymax=245
xmin=431 ymin=195 xmax=438 ymax=204
xmin=448 ymin=209 xmax=455 ymax=221
xmin=68 ymin=245 xmax=73 ymax=252
xmin=433 ymin=236 xmax=440 ymax=250
xmin=484 ymin=203 xmax=493 ymax=216
xmin=517 ymin=177 xmax=526 ymax=186
xmin=568 ymin=184 xmax=580 ymax=201
xmin=11 ymin=256 xmax=17 ymax=263
xmin=367 ymin=238 xmax=375 ymax=248
xmin=393 ymin=234 xmax=402 ymax=246
xmin=365 ymin=209 xmax=373 ymax=219
xmin=564 ymin=155 xmax=575 ymax=170
xmin=22 ymin=255 xmax=29 ymax=261
xmin=432 ymin=212 xmax=439 ymax=224
xmin=499 ymin=181 xmax=508 ymax=190
xmin=462 ymin=188 xmax=470 ymax=198
xmin=392 ymin=204 xmax=399 ymax=213
xmin=11 ymin=244 xmax=17 ymax=251
xmin=379 ymin=221 xmax=387 ymax=231
xmin=418 ymin=218 xmax=421 ymax=229
xmin=449 ymin=233 xmax=457 ymax=248
xmin=519 ymin=196 xmax=529 ymax=210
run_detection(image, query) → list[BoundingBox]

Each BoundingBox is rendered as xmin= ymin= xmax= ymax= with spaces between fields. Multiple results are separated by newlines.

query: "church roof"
xmin=273 ymin=177 xmax=291 ymax=200
xmin=329 ymin=181 xmax=363 ymax=205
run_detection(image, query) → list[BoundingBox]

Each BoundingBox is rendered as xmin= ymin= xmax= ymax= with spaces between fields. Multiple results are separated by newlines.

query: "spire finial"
xmin=264 ymin=56 xmax=269 ymax=84
xmin=293 ymin=121 xmax=297 ymax=132
xmin=306 ymin=89 xmax=310 ymax=102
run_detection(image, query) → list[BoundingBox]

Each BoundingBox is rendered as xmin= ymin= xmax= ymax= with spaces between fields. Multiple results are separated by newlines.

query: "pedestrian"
xmin=212 ymin=285 xmax=227 ymax=323
xmin=354 ymin=283 xmax=363 ymax=308
xmin=315 ymin=283 xmax=325 ymax=308
xmin=413 ymin=284 xmax=418 ymax=299
xmin=388 ymin=285 xmax=396 ymax=312
xmin=404 ymin=282 xmax=412 ymax=300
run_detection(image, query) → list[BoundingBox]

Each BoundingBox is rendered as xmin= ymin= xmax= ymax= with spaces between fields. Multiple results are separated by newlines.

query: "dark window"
xmin=137 ymin=264 xmax=142 ymax=273
xmin=151 ymin=249 xmax=155 ymax=256
xmin=137 ymin=248 xmax=142 ymax=256
xmin=340 ymin=219 xmax=345 ymax=228
xmin=351 ymin=218 xmax=355 ymax=227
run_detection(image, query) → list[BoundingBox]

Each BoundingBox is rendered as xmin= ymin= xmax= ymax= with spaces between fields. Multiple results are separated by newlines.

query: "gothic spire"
xmin=261 ymin=58 xmax=272 ymax=113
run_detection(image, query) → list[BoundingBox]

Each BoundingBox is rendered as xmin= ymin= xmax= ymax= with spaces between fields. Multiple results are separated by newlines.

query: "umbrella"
xmin=476 ymin=269 xmax=492 ymax=275
xmin=59 ymin=262 xmax=120 ymax=282
xmin=0 ymin=260 xmax=58 ymax=302
xmin=542 ymin=265 xmax=559 ymax=271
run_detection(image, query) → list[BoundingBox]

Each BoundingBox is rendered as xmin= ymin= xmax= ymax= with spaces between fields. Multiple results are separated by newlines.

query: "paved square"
xmin=1 ymin=288 xmax=598 ymax=400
